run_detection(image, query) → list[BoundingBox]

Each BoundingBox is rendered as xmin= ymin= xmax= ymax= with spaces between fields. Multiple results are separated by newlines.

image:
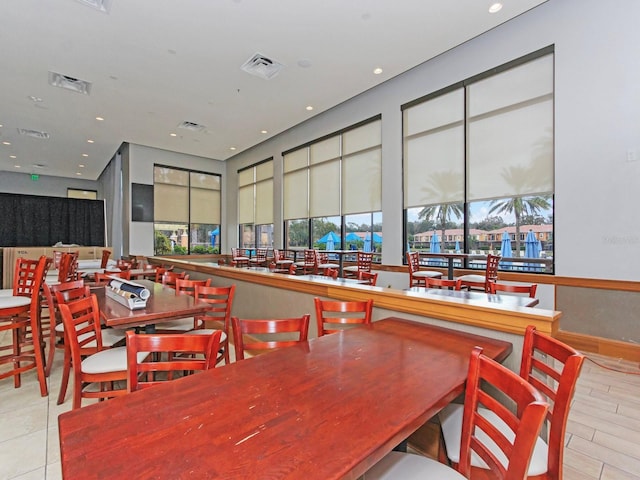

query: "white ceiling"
xmin=0 ymin=0 xmax=546 ymax=180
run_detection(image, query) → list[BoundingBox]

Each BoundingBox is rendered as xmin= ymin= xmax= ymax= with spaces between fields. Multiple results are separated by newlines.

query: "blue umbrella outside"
xmin=326 ymin=235 xmax=335 ymax=251
xmin=317 ymin=231 xmax=340 ymax=246
xmin=429 ymin=232 xmax=441 ymax=254
xmin=345 ymin=232 xmax=360 ymax=242
xmin=210 ymin=227 xmax=220 ymax=247
xmin=371 ymin=232 xmax=383 ymax=244
xmin=429 ymin=232 xmax=441 ymax=265
xmin=455 ymin=240 xmax=461 ymax=253
xmin=524 ymin=230 xmax=541 ymax=271
xmin=499 ymin=231 xmax=512 ymax=270
xmin=364 ymin=233 xmax=372 ymax=252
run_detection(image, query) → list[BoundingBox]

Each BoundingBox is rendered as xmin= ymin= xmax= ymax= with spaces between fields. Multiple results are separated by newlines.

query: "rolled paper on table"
xmin=109 ymin=280 xmax=151 ymax=300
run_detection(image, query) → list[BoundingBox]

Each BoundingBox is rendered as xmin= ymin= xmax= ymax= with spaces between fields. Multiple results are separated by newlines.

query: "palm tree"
xmin=488 ymin=195 xmax=551 ymax=254
xmin=419 ymin=203 xmax=464 ymax=250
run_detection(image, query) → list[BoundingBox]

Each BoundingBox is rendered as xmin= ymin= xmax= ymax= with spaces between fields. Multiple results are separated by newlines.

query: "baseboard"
xmin=556 ymin=330 xmax=640 ymax=362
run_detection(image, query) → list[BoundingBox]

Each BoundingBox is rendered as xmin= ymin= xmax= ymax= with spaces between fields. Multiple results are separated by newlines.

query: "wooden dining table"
xmin=96 ymin=279 xmax=210 ymax=330
xmin=58 ymin=317 xmax=512 ymax=479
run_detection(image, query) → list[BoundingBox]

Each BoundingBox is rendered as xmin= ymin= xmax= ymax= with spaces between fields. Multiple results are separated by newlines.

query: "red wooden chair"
xmin=184 ymin=284 xmax=236 ymax=365
xmin=57 ymin=251 xmax=79 ymax=283
xmin=425 ymin=277 xmax=461 ymax=290
xmin=293 ymin=249 xmax=317 ymax=275
xmin=458 ymin=253 xmax=501 ymax=292
xmin=406 ymin=251 xmax=442 ymax=287
xmin=270 ymin=249 xmax=294 ymax=273
xmin=54 ymin=285 xmax=125 ymax=405
xmin=439 ymin=325 xmax=585 ymax=480
xmin=125 ymin=330 xmax=222 ymax=391
xmin=232 ymin=314 xmax=310 ymax=360
xmin=489 ymin=282 xmax=538 ymax=298
xmin=231 ymin=248 xmax=250 ymax=267
xmin=58 ymin=295 xmax=138 ymax=409
xmin=323 ymin=267 xmax=339 ymax=279
xmin=314 ymin=297 xmax=373 ymax=337
xmin=357 ymin=270 xmax=378 ymax=286
xmin=367 ymin=347 xmax=548 ymax=480
xmin=100 ymin=249 xmax=111 ymax=269
xmin=161 ymin=270 xmax=189 ymax=287
xmin=43 ymin=279 xmax=88 ymax=376
xmin=154 ymin=278 xmax=211 ymax=333
xmin=249 ymin=248 xmax=269 ymax=267
xmin=0 ymin=256 xmax=49 ymax=396
xmin=343 ymin=251 xmax=374 ymax=278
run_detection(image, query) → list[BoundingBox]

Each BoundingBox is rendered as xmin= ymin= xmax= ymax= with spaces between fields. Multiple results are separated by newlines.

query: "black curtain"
xmin=0 ymin=193 xmax=105 ymax=247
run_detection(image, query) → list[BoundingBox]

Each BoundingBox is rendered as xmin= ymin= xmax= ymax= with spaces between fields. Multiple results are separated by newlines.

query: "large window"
xmin=153 ymin=166 xmax=221 ymax=255
xmin=283 ymin=117 xmax=382 ymax=256
xmin=238 ymin=159 xmax=274 ymax=248
xmin=404 ymin=48 xmax=554 ymax=273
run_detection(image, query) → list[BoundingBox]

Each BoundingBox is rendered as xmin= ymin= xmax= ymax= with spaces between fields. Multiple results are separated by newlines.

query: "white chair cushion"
xmin=81 ymin=346 xmax=146 ymax=374
xmin=457 ymin=274 xmax=486 ymax=283
xmin=184 ymin=329 xmax=227 ymax=343
xmin=365 ymin=451 xmax=465 ymax=480
xmin=154 ymin=317 xmax=202 ymax=331
xmin=439 ymin=403 xmax=548 ymax=476
xmin=412 ymin=271 xmax=442 ymax=279
xmin=343 ymin=266 xmax=358 ymax=272
xmin=275 ymin=260 xmax=294 ymax=265
xmin=318 ymin=263 xmax=340 ymax=269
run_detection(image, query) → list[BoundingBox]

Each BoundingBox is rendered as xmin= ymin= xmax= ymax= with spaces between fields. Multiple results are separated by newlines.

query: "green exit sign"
xmin=31 ymin=174 xmax=39 ymax=181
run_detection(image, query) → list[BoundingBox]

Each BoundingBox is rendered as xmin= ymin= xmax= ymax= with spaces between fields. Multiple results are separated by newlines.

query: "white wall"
xmin=224 ymin=0 xmax=640 ymax=282
xmin=0 ymin=171 xmax=99 ymax=197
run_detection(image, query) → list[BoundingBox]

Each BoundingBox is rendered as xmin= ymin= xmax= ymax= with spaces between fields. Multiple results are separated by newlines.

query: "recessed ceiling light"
xmin=260 ymin=130 xmax=268 ymax=134
xmin=82 ymin=153 xmax=89 ymax=157
xmin=230 ymin=147 xmax=237 ymax=151
xmin=2 ymin=141 xmax=10 ymax=145
xmin=79 ymin=164 xmax=85 ymax=168
xmin=170 ymin=133 xmax=177 ymax=137
xmin=14 ymin=165 xmax=21 ymax=168
xmin=95 ymin=116 xmax=104 ymax=121
xmin=9 ymin=155 xmax=16 ymax=159
xmin=28 ymin=96 xmax=43 ymax=102
xmin=489 ymin=3 xmax=503 ymax=13
xmin=76 ymin=172 xmax=83 ymax=176
xmin=87 ymin=139 xmax=94 ymax=143
xmin=373 ymin=67 xmax=383 ymax=75
xmin=306 ymin=105 xmax=314 ymax=111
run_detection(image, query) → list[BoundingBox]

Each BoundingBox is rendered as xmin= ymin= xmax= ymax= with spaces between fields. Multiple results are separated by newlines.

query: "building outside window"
xmin=404 ymin=48 xmax=554 ymax=273
xmin=238 ymin=159 xmax=274 ymax=249
xmin=153 ymin=166 xmax=221 ymax=255
xmin=283 ymin=117 xmax=382 ymax=258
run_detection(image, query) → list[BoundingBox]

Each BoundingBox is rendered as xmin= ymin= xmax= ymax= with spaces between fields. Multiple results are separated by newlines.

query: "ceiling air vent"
xmin=48 ymin=71 xmax=92 ymax=95
xmin=18 ymin=128 xmax=50 ymax=140
xmin=241 ymin=53 xmax=284 ymax=80
xmin=178 ymin=121 xmax=206 ymax=132
xmin=74 ymin=0 xmax=112 ymax=13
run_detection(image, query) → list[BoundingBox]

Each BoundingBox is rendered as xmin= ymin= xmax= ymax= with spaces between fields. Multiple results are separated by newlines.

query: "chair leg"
xmin=12 ymin=327 xmax=22 ymax=389
xmin=30 ymin=313 xmax=48 ymax=397
xmin=57 ymin=345 xmax=72 ymax=405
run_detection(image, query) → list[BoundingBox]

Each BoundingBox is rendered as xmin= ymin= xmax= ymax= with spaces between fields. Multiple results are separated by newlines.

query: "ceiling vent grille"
xmin=74 ymin=0 xmax=112 ymax=13
xmin=178 ymin=121 xmax=206 ymax=132
xmin=241 ymin=53 xmax=284 ymax=80
xmin=48 ymin=71 xmax=92 ymax=95
xmin=18 ymin=128 xmax=50 ymax=140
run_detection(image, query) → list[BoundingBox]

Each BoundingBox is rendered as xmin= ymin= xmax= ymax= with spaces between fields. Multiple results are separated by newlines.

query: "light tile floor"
xmin=1 ymin=338 xmax=639 ymax=479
